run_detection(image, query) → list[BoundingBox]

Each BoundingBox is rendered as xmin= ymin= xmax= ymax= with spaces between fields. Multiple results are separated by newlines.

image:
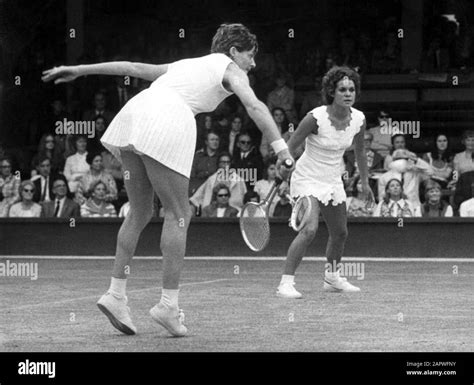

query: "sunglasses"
xmin=240 ymin=140 xmax=251 ymax=144
xmin=217 ymin=194 xmax=229 ymax=197
xmin=23 ymin=189 xmax=34 ymax=193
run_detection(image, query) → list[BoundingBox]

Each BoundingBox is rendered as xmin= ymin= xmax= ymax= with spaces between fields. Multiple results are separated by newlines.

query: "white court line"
xmin=2 ymin=278 xmax=229 ymax=312
xmin=1 ymin=255 xmax=474 ymax=262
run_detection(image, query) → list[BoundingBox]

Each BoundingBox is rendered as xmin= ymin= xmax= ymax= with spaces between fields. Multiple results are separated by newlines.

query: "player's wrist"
xmin=271 ymin=138 xmax=288 ymax=154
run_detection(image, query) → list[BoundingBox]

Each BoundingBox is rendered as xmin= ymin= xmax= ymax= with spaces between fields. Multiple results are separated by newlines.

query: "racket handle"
xmin=285 ymin=193 xmax=296 ymax=204
xmin=282 ymin=159 xmax=294 ymax=169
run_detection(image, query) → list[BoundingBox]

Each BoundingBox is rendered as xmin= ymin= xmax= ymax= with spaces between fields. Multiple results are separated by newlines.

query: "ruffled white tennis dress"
xmin=290 ymin=105 xmax=365 ymax=206
xmin=100 ymin=53 xmax=234 ymax=177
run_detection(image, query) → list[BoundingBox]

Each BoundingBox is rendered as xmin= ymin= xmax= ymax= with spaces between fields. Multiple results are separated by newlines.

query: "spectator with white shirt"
xmin=453 ymin=129 xmax=474 ymax=176
xmin=373 ymin=178 xmax=421 ymax=217
xmin=383 ymin=134 xmax=407 ymax=170
xmin=80 ymin=180 xmax=117 ymax=218
xmin=378 ymin=149 xmax=433 ymax=207
xmin=31 ymin=156 xmax=58 ymax=203
xmin=201 ymin=184 xmax=239 ymax=218
xmin=0 ymin=156 xmax=21 ymax=217
xmin=420 ymin=179 xmax=453 ymax=217
xmin=459 ymin=184 xmax=474 ymax=217
xmin=8 ymin=180 xmax=42 ymax=217
xmin=254 ymin=157 xmax=280 ymax=216
xmin=40 ymin=177 xmax=80 ymax=218
xmin=63 ymin=135 xmax=90 ymax=193
xmin=231 ymin=131 xmax=264 ymax=191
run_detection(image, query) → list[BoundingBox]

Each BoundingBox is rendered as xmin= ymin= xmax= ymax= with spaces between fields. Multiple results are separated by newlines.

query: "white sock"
xmin=109 ymin=277 xmax=127 ymax=298
xmin=325 ymin=270 xmax=340 ymax=280
xmin=280 ymin=274 xmax=295 ymax=285
xmin=160 ymin=289 xmax=179 ymax=309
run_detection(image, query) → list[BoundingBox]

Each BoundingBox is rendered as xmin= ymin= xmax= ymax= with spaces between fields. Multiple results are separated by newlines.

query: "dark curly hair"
xmin=321 ymin=66 xmax=361 ymax=105
xmin=211 ymin=23 xmax=258 ymax=57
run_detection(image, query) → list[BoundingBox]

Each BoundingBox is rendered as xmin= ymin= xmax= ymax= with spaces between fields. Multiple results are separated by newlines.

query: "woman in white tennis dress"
xmin=43 ymin=24 xmax=294 ymax=337
xmin=276 ymin=67 xmax=373 ymax=299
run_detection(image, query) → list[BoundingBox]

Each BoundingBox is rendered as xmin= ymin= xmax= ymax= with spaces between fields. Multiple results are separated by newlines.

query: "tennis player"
xmin=43 ymin=23 xmax=294 ymax=336
xmin=277 ymin=67 xmax=373 ymax=298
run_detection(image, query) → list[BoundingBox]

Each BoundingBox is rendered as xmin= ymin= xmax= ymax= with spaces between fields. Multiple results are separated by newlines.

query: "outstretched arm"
xmin=42 ymin=62 xmax=169 ymax=84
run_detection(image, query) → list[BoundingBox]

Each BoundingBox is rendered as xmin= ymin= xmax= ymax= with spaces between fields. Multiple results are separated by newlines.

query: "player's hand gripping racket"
xmin=240 ymin=159 xmax=293 ymax=252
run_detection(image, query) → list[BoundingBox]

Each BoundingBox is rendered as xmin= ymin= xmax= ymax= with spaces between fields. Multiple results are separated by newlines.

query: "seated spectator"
xmin=31 ymin=156 xmax=60 ymax=203
xmin=201 ymin=184 xmax=239 ymax=218
xmin=459 ymin=184 xmax=474 ymax=217
xmin=190 ymin=153 xmax=247 ymax=213
xmin=195 ymin=114 xmax=214 ymax=151
xmin=80 ymin=180 xmax=117 ymax=217
xmin=63 ymin=135 xmax=90 ymax=193
xmin=453 ymin=170 xmax=474 ymax=213
xmin=260 ymin=108 xmax=291 ymax=161
xmin=368 ymin=109 xmax=393 ymax=158
xmin=243 ymin=190 xmax=260 ymax=204
xmin=272 ymin=182 xmax=292 ymax=218
xmin=346 ymin=176 xmax=376 ymax=217
xmin=254 ymin=157 xmax=280 ymax=216
xmin=422 ymin=134 xmax=454 ymax=189
xmin=384 ymin=134 xmax=407 ymax=170
xmin=0 ymin=156 xmax=21 ymax=217
xmin=453 ymin=129 xmax=474 ymax=176
xmin=344 ymin=132 xmax=384 ymax=192
xmin=266 ymin=73 xmax=297 ymax=124
xmin=378 ymin=149 xmax=433 ymax=207
xmin=119 ymin=201 xmax=130 ymax=218
xmin=41 ymin=177 xmax=80 ymax=218
xmin=75 ymin=152 xmax=117 ymax=205
xmin=30 ymin=133 xmax=65 ymax=177
xmin=190 ymin=130 xmax=220 ymax=194
xmin=82 ymin=91 xmax=115 ymax=124
xmin=373 ymin=179 xmax=421 ymax=217
xmin=421 ymin=180 xmax=453 ymax=217
xmin=8 ymin=180 xmax=42 ymax=217
xmin=226 ymin=115 xmax=243 ymax=156
xmin=41 ymin=97 xmax=71 ymax=138
xmin=299 ymin=77 xmax=323 ymax=118
xmin=231 ymin=132 xmax=264 ymax=191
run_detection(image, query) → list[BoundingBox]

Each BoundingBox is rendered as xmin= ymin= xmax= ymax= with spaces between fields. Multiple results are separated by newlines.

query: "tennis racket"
xmin=285 ymin=194 xmax=312 ymax=231
xmin=240 ymin=159 xmax=293 ymax=252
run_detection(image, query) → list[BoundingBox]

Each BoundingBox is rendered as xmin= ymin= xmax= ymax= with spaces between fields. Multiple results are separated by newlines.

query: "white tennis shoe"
xmin=150 ymin=303 xmax=188 ymax=337
xmin=276 ymin=282 xmax=303 ymax=299
xmin=97 ymin=292 xmax=137 ymax=335
xmin=323 ymin=275 xmax=361 ymax=292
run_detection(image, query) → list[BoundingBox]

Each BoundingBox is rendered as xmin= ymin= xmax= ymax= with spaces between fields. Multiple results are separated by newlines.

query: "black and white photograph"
xmin=0 ymin=0 xmax=473 ymax=384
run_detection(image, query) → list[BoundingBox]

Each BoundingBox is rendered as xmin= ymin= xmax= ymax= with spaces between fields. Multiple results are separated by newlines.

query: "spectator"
xmin=190 ymin=130 xmax=220 ymax=194
xmin=384 ymin=134 xmax=407 ymax=170
xmin=373 ymin=179 xmax=421 ymax=217
xmin=260 ymin=107 xmax=291 ymax=161
xmin=30 ymin=133 xmax=65 ymax=177
xmin=453 ymin=171 xmax=474 ymax=213
xmin=266 ymin=73 xmax=297 ymax=124
xmin=31 ymin=156 xmax=57 ymax=203
xmin=87 ymin=115 xmax=108 ymax=155
xmin=459 ymin=184 xmax=474 ymax=217
xmin=346 ymin=176 xmax=376 ymax=217
xmin=41 ymin=98 xmax=70 ymax=137
xmin=254 ymin=157 xmax=280 ymax=216
xmin=0 ymin=157 xmax=21 ymax=217
xmin=421 ymin=180 xmax=453 ymax=217
xmin=453 ymin=129 xmax=474 ymax=176
xmin=8 ymin=180 xmax=42 ymax=217
xmin=195 ymin=113 xmax=214 ymax=151
xmin=226 ymin=115 xmax=243 ymax=156
xmin=231 ymin=132 xmax=264 ymax=191
xmin=75 ymin=152 xmax=118 ymax=205
xmin=272 ymin=182 xmax=292 ymax=218
xmin=82 ymin=91 xmax=115 ymax=124
xmin=378 ymin=149 xmax=434 ymax=207
xmin=118 ymin=201 xmax=130 ymax=218
xmin=368 ymin=109 xmax=394 ymax=158
xmin=201 ymin=184 xmax=239 ymax=218
xmin=243 ymin=190 xmax=260 ymax=204
xmin=63 ymin=135 xmax=89 ymax=193
xmin=299 ymin=77 xmax=323 ymax=118
xmin=190 ymin=153 xmax=247 ymax=213
xmin=422 ymin=134 xmax=454 ymax=189
xmin=40 ymin=177 xmax=80 ymax=218
xmin=80 ymin=180 xmax=117 ymax=218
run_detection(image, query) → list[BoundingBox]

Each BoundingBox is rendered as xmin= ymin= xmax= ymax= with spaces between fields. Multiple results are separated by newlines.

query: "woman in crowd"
xmin=453 ymin=129 xmax=474 ymax=176
xmin=373 ymin=178 xmax=420 ymax=217
xmin=8 ymin=180 xmax=42 ymax=217
xmin=346 ymin=175 xmax=376 ymax=217
xmin=420 ymin=179 xmax=453 ymax=217
xmin=80 ymin=180 xmax=117 ymax=218
xmin=422 ymin=133 xmax=453 ymax=189
xmin=253 ymin=157 xmax=280 ymax=216
xmin=63 ymin=135 xmax=90 ymax=193
xmin=0 ymin=157 xmax=21 ymax=217
xmin=201 ymin=183 xmax=239 ymax=218
xmin=75 ymin=152 xmax=118 ymax=205
xmin=31 ymin=133 xmax=65 ymax=177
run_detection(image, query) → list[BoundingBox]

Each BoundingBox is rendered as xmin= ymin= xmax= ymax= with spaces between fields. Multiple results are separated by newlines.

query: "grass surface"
xmin=0 ymin=259 xmax=472 ymax=352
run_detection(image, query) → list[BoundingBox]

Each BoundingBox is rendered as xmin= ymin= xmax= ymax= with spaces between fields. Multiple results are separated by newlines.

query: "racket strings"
xmin=240 ymin=204 xmax=270 ymax=251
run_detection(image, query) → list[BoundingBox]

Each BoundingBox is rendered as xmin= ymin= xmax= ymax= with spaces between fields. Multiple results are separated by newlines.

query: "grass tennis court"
xmin=0 ymin=258 xmax=472 ymax=352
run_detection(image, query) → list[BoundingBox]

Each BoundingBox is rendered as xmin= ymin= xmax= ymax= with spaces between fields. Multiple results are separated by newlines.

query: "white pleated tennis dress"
xmin=100 ymin=53 xmax=234 ymax=177
xmin=290 ymin=105 xmax=365 ymax=206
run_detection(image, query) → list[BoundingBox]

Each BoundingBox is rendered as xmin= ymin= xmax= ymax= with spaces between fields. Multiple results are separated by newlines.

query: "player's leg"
xmin=319 ymin=202 xmax=359 ymax=292
xmin=277 ymin=196 xmax=320 ymax=298
xmin=97 ymin=149 xmax=154 ymax=335
xmin=141 ymin=154 xmax=192 ymax=337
